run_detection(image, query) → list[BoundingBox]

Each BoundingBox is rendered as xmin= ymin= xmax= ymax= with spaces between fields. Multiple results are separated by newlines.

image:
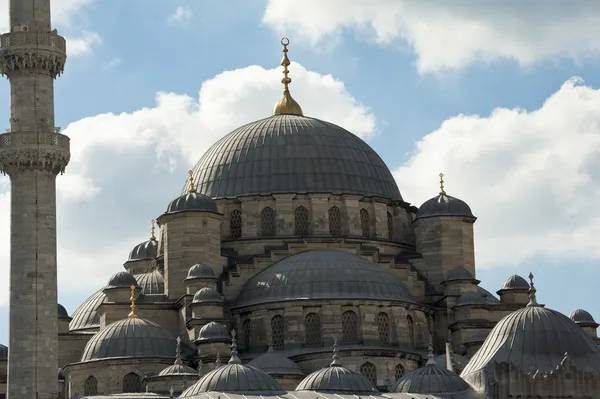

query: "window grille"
xmin=328 ymin=206 xmax=342 ymax=235
xmin=271 ymin=315 xmax=285 ymax=349
xmin=360 ymin=362 xmax=377 ymax=387
xmin=387 ymin=212 xmax=394 ymax=240
xmin=394 ymin=364 xmax=405 ymax=381
xmin=294 ymin=206 xmax=310 ymax=236
xmin=360 ymin=208 xmax=370 ymax=237
xmin=407 ymin=316 xmax=415 ymax=348
xmin=230 ymin=209 xmax=242 ymax=238
xmin=243 ymin=319 xmax=251 ymax=350
xmin=122 ymin=373 xmax=141 ymax=393
xmin=342 ymin=310 xmax=359 ymax=344
xmin=376 ymin=312 xmax=390 ymax=344
xmin=304 ymin=313 xmax=321 ymax=345
xmin=84 ymin=376 xmax=98 ymax=396
xmin=260 ymin=207 xmax=276 ymax=237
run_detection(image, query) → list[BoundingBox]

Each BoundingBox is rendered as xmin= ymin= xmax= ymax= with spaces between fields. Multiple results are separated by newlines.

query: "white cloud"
xmin=0 ymin=62 xmax=375 ymax=307
xmin=65 ymin=31 xmax=102 ymax=56
xmin=167 ymin=6 xmax=193 ymax=27
xmin=395 ymin=77 xmax=600 ymax=268
xmin=263 ymin=0 xmax=600 ymax=74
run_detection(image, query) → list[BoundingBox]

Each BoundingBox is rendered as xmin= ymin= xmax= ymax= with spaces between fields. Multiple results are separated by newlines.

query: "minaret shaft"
xmin=1 ymin=1 xmax=70 ymax=399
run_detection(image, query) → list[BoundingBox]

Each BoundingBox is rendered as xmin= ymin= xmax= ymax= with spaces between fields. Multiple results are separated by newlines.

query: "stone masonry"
xmin=0 ymin=1 xmax=70 ymax=399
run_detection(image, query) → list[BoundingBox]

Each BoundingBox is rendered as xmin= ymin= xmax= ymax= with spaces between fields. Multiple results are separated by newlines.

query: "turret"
xmin=124 ymin=220 xmax=158 ymax=274
xmin=497 ymin=274 xmax=530 ymax=305
xmin=570 ymin=309 xmax=599 ymax=339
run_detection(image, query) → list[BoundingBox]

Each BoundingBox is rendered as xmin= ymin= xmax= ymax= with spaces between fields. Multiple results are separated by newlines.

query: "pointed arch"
xmin=328 ymin=206 xmax=342 ymax=235
xmin=230 ymin=209 xmax=242 ymax=238
xmin=387 ymin=211 xmax=394 ymax=240
xmin=294 ymin=206 xmax=310 ymax=236
xmin=271 ymin=315 xmax=285 ymax=349
xmin=122 ymin=372 xmax=141 ymax=393
xmin=260 ymin=206 xmax=276 ymax=237
xmin=360 ymin=208 xmax=371 ymax=237
xmin=360 ymin=362 xmax=377 ymax=387
xmin=342 ymin=310 xmax=359 ymax=344
xmin=84 ymin=376 xmax=98 ymax=396
xmin=304 ymin=312 xmax=321 ymax=345
xmin=376 ymin=312 xmax=390 ymax=344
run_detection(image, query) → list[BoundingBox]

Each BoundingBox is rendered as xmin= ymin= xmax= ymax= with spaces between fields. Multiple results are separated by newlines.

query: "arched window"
xmin=243 ymin=319 xmax=251 ymax=351
xmin=230 ymin=209 xmax=242 ymax=238
xmin=360 ymin=208 xmax=370 ymax=237
xmin=84 ymin=376 xmax=98 ymax=396
xmin=394 ymin=364 xmax=405 ymax=381
xmin=294 ymin=206 xmax=309 ymax=236
xmin=407 ymin=315 xmax=415 ymax=348
xmin=260 ymin=207 xmax=276 ymax=237
xmin=360 ymin=362 xmax=377 ymax=387
xmin=342 ymin=310 xmax=359 ymax=344
xmin=376 ymin=312 xmax=390 ymax=344
xmin=387 ymin=211 xmax=394 ymax=240
xmin=328 ymin=206 xmax=342 ymax=235
xmin=271 ymin=315 xmax=285 ymax=349
xmin=122 ymin=373 xmax=141 ymax=393
xmin=304 ymin=313 xmax=321 ymax=345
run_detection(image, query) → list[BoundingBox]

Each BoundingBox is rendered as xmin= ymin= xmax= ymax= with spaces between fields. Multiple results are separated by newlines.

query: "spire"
xmin=187 ymin=170 xmax=196 ymax=193
xmin=439 ymin=172 xmax=446 ymax=195
xmin=330 ymin=338 xmax=342 ymax=367
xmin=215 ymin=350 xmax=222 ymax=368
xmin=527 ymin=272 xmax=539 ymax=307
xmin=128 ymin=284 xmax=139 ymax=319
xmin=228 ymin=329 xmax=242 ymax=364
xmin=268 ymin=338 xmax=274 ymax=353
xmin=169 ymin=386 xmax=174 ymax=398
xmin=150 ymin=219 xmax=157 ymax=241
xmin=426 ymin=334 xmax=436 ymax=365
xmin=272 ymin=38 xmax=304 ymax=116
xmin=174 ymin=337 xmax=183 ymax=365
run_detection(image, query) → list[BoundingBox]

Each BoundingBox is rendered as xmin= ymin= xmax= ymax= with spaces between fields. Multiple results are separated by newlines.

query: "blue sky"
xmin=1 ymin=0 xmax=600 ymax=345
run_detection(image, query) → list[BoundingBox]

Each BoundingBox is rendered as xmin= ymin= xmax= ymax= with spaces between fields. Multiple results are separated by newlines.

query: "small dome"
xmin=166 ymin=191 xmax=218 ymax=214
xmin=0 ymin=344 xmax=7 ymax=361
xmin=392 ymin=360 xmax=470 ymax=394
xmin=186 ymin=263 xmax=217 ymax=280
xmin=433 ymin=353 xmax=471 ymax=373
xmin=500 ymin=274 xmax=529 ymax=291
xmin=248 ymin=348 xmax=305 ymax=377
xmin=128 ymin=239 xmax=158 ymax=261
xmin=134 ymin=269 xmax=164 ymax=295
xmin=296 ymin=364 xmax=377 ymax=394
xmin=416 ymin=193 xmax=475 ymax=221
xmin=158 ymin=363 xmax=198 ymax=377
xmin=192 ymin=287 xmax=223 ymax=304
xmin=106 ymin=271 xmax=139 ymax=289
xmin=455 ymin=287 xmax=500 ymax=307
xmin=58 ymin=304 xmax=69 ymax=318
xmin=446 ymin=266 xmax=474 ymax=281
xmin=235 ymin=250 xmax=413 ymax=308
xmin=196 ymin=322 xmax=230 ymax=342
xmin=69 ymin=289 xmax=106 ymax=331
xmin=80 ymin=318 xmax=176 ymax=362
xmin=570 ymin=309 xmax=599 ymax=326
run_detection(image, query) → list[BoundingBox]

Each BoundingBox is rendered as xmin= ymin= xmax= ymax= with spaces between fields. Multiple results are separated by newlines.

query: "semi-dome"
xmin=0 ymin=344 xmax=7 ymax=361
xmin=296 ymin=346 xmax=377 ymax=394
xmin=181 ymin=333 xmax=285 ymax=396
xmin=128 ymin=239 xmax=158 ymax=262
xmin=58 ymin=303 xmax=69 ymax=318
xmin=248 ymin=346 xmax=305 ymax=377
xmin=500 ymin=274 xmax=529 ymax=290
xmin=393 ymin=353 xmax=470 ymax=394
xmin=106 ymin=271 xmax=138 ymax=289
xmin=134 ymin=269 xmax=164 ymax=295
xmin=570 ymin=309 xmax=599 ymax=327
xmin=80 ymin=318 xmax=176 ymax=362
xmin=461 ymin=278 xmax=600 ymax=390
xmin=69 ymin=289 xmax=105 ymax=331
xmin=186 ymin=263 xmax=217 ymax=280
xmin=455 ymin=287 xmax=500 ymax=307
xmin=235 ymin=250 xmax=413 ymax=308
xmin=184 ymin=114 xmax=402 ymax=201
xmin=192 ymin=287 xmax=223 ymax=303
xmin=196 ymin=322 xmax=230 ymax=342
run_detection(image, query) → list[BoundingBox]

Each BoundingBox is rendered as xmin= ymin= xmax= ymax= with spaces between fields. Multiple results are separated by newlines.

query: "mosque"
xmin=2 ymin=2 xmax=600 ymax=399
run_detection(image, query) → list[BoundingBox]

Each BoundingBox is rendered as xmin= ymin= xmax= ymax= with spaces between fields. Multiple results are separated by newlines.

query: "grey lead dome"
xmin=166 ymin=191 xmax=218 ymax=214
xmin=128 ymin=239 xmax=158 ymax=261
xmin=392 ymin=362 xmax=470 ymax=394
xmin=105 ymin=271 xmax=138 ymax=289
xmin=185 ymin=114 xmax=402 ymax=201
xmin=416 ymin=193 xmax=475 ymax=220
xmin=296 ymin=364 xmax=377 ymax=394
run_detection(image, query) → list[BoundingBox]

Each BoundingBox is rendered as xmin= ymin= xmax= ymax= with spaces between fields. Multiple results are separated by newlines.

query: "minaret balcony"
xmin=0 ymin=131 xmax=70 ymax=174
xmin=0 ymin=31 xmax=67 ymax=77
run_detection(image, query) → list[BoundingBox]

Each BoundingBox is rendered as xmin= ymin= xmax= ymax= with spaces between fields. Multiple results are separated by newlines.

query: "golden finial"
xmin=439 ymin=172 xmax=446 ymax=195
xmin=188 ymin=170 xmax=196 ymax=193
xmin=150 ymin=219 xmax=156 ymax=241
xmin=272 ymin=38 xmax=304 ymax=116
xmin=128 ymin=284 xmax=139 ymax=319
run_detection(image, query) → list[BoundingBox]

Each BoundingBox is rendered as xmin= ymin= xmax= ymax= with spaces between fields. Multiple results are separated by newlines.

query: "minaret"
xmin=0 ymin=1 xmax=70 ymax=399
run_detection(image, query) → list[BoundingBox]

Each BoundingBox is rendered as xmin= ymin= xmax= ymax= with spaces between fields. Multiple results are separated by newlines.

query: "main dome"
xmin=185 ymin=114 xmax=402 ymax=201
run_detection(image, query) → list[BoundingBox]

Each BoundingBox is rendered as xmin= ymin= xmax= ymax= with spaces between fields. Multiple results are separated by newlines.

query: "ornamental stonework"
xmin=0 ymin=31 xmax=67 ymax=78
xmin=0 ymin=131 xmax=70 ymax=175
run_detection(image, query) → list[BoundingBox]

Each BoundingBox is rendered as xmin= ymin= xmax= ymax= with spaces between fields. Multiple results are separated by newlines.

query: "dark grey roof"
xmin=157 ymin=363 xmax=198 ymax=377
xmin=392 ymin=361 xmax=470 ymax=394
xmin=248 ymin=348 xmax=305 ymax=377
xmin=58 ymin=303 xmax=69 ymax=318
xmin=235 ymin=250 xmax=413 ymax=308
xmin=166 ymin=192 xmax=218 ymax=214
xmin=0 ymin=344 xmax=7 ymax=361
xmin=128 ymin=239 xmax=158 ymax=262
xmin=134 ymin=270 xmax=164 ymax=295
xmin=461 ymin=305 xmax=600 ymax=390
xmin=69 ymin=289 xmax=105 ymax=331
xmin=196 ymin=322 xmax=230 ymax=342
xmin=185 ymin=114 xmax=402 ymax=201
xmin=80 ymin=318 xmax=176 ymax=361
xmin=434 ymin=353 xmax=470 ymax=373
xmin=455 ymin=287 xmax=500 ymax=307
xmin=192 ymin=287 xmax=223 ymax=304
xmin=296 ymin=365 xmax=377 ymax=394
xmin=500 ymin=274 xmax=529 ymax=290
xmin=180 ymin=364 xmax=285 ymax=396
xmin=106 ymin=271 xmax=139 ymax=289
xmin=186 ymin=264 xmax=217 ymax=280
xmin=446 ymin=266 xmax=474 ymax=281
xmin=570 ymin=309 xmax=599 ymax=327
xmin=415 ymin=194 xmax=474 ymax=221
